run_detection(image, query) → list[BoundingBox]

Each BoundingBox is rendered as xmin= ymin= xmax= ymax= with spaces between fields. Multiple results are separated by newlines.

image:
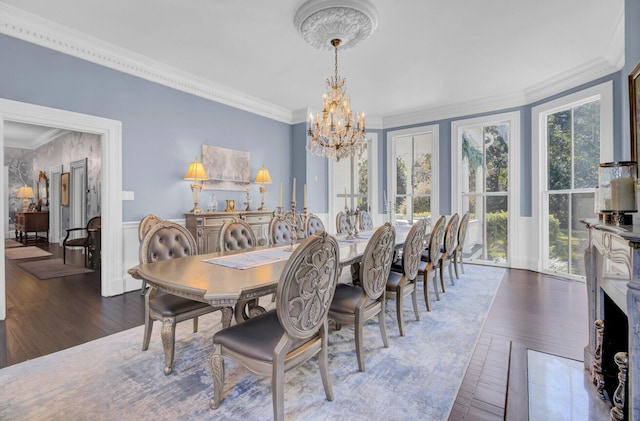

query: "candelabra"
xmin=344 ymin=207 xmax=360 ymax=239
xmin=286 ymin=210 xmax=298 ymax=252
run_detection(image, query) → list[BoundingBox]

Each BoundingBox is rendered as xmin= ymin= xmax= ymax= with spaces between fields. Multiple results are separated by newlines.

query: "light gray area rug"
xmin=4 ymin=246 xmax=52 ymax=259
xmin=0 ymin=265 xmax=505 ymax=421
xmin=18 ymin=258 xmax=94 ymax=280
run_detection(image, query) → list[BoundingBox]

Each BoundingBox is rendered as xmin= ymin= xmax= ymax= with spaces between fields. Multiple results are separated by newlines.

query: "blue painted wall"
xmin=1 ymin=0 xmax=636 ymax=223
xmin=0 ymin=34 xmax=292 ymax=222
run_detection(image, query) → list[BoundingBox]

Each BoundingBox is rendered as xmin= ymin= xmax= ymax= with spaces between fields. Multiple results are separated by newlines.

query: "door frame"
xmin=0 ymin=99 xmax=123 ymax=320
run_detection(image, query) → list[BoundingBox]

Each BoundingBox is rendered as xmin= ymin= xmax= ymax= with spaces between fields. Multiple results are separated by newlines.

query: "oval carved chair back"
xmin=305 ymin=213 xmax=325 ymax=237
xmin=269 ymin=215 xmax=293 ymax=246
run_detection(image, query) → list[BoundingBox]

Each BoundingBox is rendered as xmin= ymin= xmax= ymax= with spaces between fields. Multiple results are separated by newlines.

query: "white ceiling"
xmin=0 ymin=0 xmax=625 ymax=128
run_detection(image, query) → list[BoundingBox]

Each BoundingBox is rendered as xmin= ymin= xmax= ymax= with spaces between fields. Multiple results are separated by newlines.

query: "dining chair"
xmin=209 ymin=231 xmax=339 ymax=421
xmin=329 ymin=222 xmax=395 ymax=371
xmin=305 ymin=213 xmax=325 ymax=236
xmin=418 ymin=215 xmax=446 ymax=311
xmin=438 ymin=213 xmax=460 ymax=288
xmin=137 ymin=213 xmax=164 ymax=294
xmin=453 ymin=212 xmax=470 ymax=277
xmin=359 ymin=210 xmax=374 ymax=231
xmin=140 ymin=220 xmax=232 ymax=375
xmin=283 ymin=209 xmax=306 ymax=239
xmin=63 ymin=215 xmax=101 ymax=267
xmin=269 ymin=214 xmax=293 ymax=246
xmin=386 ymin=218 xmax=428 ymax=336
xmin=219 ymin=217 xmax=256 ymax=251
xmin=336 ymin=211 xmax=350 ymax=235
xmin=219 ymin=217 xmax=265 ymax=322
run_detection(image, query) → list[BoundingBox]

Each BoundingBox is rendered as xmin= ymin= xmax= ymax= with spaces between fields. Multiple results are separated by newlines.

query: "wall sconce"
xmin=17 ymin=186 xmax=35 ymax=212
xmin=184 ymin=156 xmax=208 ymax=213
xmin=598 ymin=161 xmax=637 ymax=225
xmin=254 ymin=164 xmax=272 ymax=211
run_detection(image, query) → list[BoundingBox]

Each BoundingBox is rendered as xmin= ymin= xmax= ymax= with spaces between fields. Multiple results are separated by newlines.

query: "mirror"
xmin=37 ymin=170 xmax=49 ymax=211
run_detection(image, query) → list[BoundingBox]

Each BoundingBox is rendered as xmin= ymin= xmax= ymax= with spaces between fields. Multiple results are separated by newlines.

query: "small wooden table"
xmin=15 ymin=211 xmax=49 ymax=243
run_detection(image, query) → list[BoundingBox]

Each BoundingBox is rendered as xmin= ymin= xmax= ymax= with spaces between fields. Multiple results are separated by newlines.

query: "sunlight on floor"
xmin=527 ymin=350 xmax=611 ymax=420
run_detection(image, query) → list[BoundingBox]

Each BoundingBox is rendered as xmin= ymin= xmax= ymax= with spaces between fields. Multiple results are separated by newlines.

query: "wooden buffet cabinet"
xmin=185 ymin=210 xmax=273 ymax=254
xmin=582 ymin=218 xmax=640 ymax=420
xmin=15 ymin=211 xmax=49 ymax=243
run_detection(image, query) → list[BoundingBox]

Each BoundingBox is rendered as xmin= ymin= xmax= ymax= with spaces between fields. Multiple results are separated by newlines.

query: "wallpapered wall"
xmin=4 ymin=131 xmax=101 ymax=234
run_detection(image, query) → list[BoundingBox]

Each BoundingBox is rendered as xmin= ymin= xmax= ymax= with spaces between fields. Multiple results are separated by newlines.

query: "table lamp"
xmin=184 ymin=156 xmax=208 ymax=213
xmin=17 ymin=186 xmax=35 ymax=211
xmin=254 ymin=164 xmax=272 ymax=211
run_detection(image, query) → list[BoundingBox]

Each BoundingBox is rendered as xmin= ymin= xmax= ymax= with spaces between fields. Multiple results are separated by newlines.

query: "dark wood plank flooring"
xmin=1 ymin=241 xmax=144 ymax=368
xmin=1 ymin=247 xmax=590 ymax=418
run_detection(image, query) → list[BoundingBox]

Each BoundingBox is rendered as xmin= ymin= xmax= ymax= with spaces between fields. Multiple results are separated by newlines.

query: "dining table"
xmin=128 ymin=225 xmax=416 ymax=313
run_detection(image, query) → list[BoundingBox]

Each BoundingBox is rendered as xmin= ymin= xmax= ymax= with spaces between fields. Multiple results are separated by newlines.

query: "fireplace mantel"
xmin=582 ymin=218 xmax=640 ymax=420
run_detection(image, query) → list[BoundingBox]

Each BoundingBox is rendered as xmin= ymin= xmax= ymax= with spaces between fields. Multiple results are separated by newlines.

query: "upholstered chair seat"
xmin=386 ymin=219 xmax=427 ymax=336
xmin=148 ymin=292 xmax=211 ymax=317
xmin=212 ymin=311 xmax=312 ymax=362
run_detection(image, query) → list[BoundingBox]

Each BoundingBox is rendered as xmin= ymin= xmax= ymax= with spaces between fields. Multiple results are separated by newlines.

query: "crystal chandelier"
xmin=307 ymin=38 xmax=366 ymax=162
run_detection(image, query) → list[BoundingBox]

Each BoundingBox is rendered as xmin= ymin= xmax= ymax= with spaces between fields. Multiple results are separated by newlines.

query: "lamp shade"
xmin=184 ymin=156 xmax=208 ymax=181
xmin=17 ymin=186 xmax=35 ymax=198
xmin=254 ymin=164 xmax=272 ymax=184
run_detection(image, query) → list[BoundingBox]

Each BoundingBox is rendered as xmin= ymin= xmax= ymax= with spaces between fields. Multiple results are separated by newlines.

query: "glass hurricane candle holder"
xmin=598 ymin=161 xmax=637 ymax=225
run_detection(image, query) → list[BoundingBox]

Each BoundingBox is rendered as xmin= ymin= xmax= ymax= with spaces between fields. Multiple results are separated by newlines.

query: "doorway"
xmin=0 ymin=99 xmax=123 ymax=320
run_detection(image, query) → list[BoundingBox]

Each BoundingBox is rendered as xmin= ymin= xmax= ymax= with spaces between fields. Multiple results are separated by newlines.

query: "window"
xmin=329 ymin=133 xmax=378 ymax=231
xmin=387 ymin=125 xmax=439 ymax=225
xmin=534 ymin=82 xmax=613 ymax=278
xmin=452 ymin=112 xmax=519 ymax=265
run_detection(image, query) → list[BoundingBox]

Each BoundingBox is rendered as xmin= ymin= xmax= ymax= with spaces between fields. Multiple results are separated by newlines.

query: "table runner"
xmin=203 ymin=245 xmax=298 ymax=270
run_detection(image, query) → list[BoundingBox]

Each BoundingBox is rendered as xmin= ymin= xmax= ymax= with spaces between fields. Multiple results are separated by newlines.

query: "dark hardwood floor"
xmin=1 ymin=241 xmax=145 ymax=368
xmin=2 ymin=245 xmax=590 ymax=419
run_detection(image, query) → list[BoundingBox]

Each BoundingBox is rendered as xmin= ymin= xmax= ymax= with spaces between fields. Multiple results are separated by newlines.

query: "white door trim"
xmin=0 ymin=99 xmax=123 ymax=320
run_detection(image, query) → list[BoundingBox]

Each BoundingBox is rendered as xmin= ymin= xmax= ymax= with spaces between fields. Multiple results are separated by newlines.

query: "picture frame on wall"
xmin=61 ymin=172 xmax=70 ymax=207
xmin=630 ymin=60 xmax=640 ymax=162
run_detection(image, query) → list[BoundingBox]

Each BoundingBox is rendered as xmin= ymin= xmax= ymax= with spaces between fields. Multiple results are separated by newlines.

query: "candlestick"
xmin=304 ymin=184 xmax=307 ymax=208
xmin=383 ymin=190 xmax=387 ymax=208
xmin=292 ymin=177 xmax=296 ymax=204
xmin=279 ymin=182 xmax=283 ymax=207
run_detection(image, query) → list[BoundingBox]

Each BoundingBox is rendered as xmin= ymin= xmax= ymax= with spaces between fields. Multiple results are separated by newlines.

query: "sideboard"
xmin=15 ymin=211 xmax=49 ymax=243
xmin=185 ymin=210 xmax=273 ymax=254
xmin=582 ymin=218 xmax=640 ymax=420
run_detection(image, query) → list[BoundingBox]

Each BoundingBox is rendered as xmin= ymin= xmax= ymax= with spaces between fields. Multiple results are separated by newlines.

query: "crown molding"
xmin=0 ymin=3 xmax=624 ymax=132
xmin=383 ymin=54 xmax=623 ymax=130
xmin=0 ymin=4 xmax=293 ymax=124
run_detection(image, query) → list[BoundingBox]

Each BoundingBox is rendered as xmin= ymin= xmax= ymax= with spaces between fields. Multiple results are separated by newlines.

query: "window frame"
xmin=533 ymin=81 xmax=613 ymax=277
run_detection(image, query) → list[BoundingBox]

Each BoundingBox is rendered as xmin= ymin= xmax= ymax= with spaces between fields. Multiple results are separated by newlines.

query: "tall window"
xmin=535 ymin=82 xmax=613 ymax=278
xmin=452 ymin=112 xmax=518 ymax=265
xmin=387 ymin=125 xmax=438 ymax=225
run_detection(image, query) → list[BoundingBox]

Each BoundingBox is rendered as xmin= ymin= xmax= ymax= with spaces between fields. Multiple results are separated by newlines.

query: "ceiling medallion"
xmin=294 ymin=0 xmax=378 ymax=51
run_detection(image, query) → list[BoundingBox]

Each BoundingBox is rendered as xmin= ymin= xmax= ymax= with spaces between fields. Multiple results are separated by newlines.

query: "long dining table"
xmin=128 ymin=225 xmax=415 ymax=310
